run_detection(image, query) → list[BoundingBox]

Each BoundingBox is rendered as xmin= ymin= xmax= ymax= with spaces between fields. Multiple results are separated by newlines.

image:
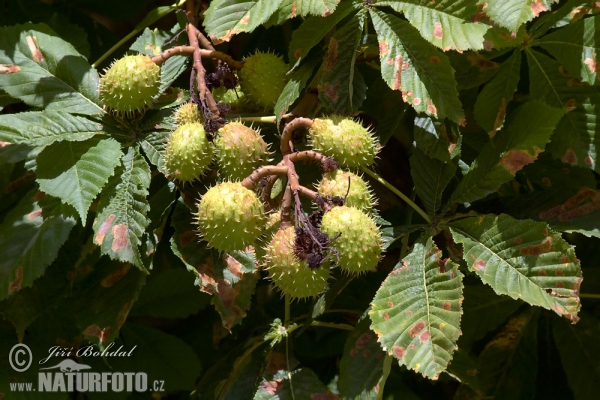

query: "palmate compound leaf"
xmin=369 ymin=9 xmax=464 ymax=123
xmin=0 ymin=189 xmax=77 ymax=302
xmin=36 ymin=137 xmax=123 ymax=224
xmin=377 ymin=0 xmax=490 ymax=51
xmin=370 ymin=234 xmax=464 ymax=380
xmin=93 ymin=145 xmax=151 ymax=271
xmin=526 ymin=49 xmax=600 ymax=173
xmin=449 ymin=214 xmax=582 ymax=322
xmin=484 ymin=0 xmax=558 ymax=33
xmin=536 ymin=13 xmax=600 ymax=85
xmin=0 ymin=23 xmax=102 ymax=115
xmin=203 ymin=0 xmax=285 ymax=44
xmin=446 ymin=101 xmax=565 ymax=207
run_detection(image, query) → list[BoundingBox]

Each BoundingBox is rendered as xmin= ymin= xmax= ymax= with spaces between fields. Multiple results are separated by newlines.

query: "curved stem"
xmin=361 ymin=166 xmax=432 ymax=224
xmin=377 ymin=355 xmax=393 ymax=400
xmin=92 ymin=0 xmax=186 ymax=68
xmin=580 ymin=293 xmax=600 ymax=299
xmin=238 ymin=116 xmax=277 ymax=124
xmin=309 ymin=321 xmax=354 ymax=331
xmin=241 ymin=165 xmax=288 ymax=190
xmin=280 ymin=117 xmax=313 ymax=155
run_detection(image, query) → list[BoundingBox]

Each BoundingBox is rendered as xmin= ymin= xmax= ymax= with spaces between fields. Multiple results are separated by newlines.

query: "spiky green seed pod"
xmin=164 ymin=123 xmax=213 ymax=182
xmin=213 ymin=85 xmax=254 ymax=113
xmin=266 ymin=227 xmax=330 ymax=299
xmin=99 ymin=54 xmax=161 ymax=114
xmin=309 ymin=116 xmax=379 ymax=169
xmin=239 ymin=52 xmax=289 ymax=110
xmin=254 ymin=211 xmax=281 ymax=264
xmin=175 ymin=102 xmax=203 ymax=125
xmin=214 ymin=122 xmax=268 ymax=180
xmin=317 ymin=170 xmax=375 ymax=212
xmin=197 ymin=182 xmax=266 ymax=253
xmin=321 ymin=206 xmax=382 ymax=274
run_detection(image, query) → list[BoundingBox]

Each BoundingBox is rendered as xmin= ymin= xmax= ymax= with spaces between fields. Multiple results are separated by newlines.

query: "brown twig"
xmin=288 ymin=150 xmax=339 ymax=172
xmin=241 ymin=165 xmax=288 ymax=190
xmin=196 ymin=30 xmax=215 ymax=51
xmin=280 ymin=117 xmax=313 ymax=155
xmin=152 ymin=46 xmax=195 ymax=65
xmin=186 ymin=1 xmax=220 ymax=122
xmin=280 ymin=185 xmax=294 ymax=230
xmin=261 ymin=175 xmax=280 ymax=211
xmin=200 ymin=50 xmax=243 ymax=70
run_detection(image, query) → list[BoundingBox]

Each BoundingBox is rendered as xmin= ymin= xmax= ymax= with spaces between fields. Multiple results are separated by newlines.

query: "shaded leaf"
xmin=526 ymin=48 xmax=600 ymax=173
xmin=484 ymin=0 xmax=557 ymax=32
xmin=477 ymin=307 xmax=539 ymax=399
xmin=410 ymin=147 xmax=456 ymax=217
xmin=449 ymin=51 xmax=499 ymax=90
xmin=378 ymin=0 xmax=490 ymax=51
xmin=0 ymin=190 xmax=76 ymax=302
xmin=445 ymin=348 xmax=480 ymax=390
xmin=458 ymin=283 xmax=522 ymax=351
xmin=537 ymin=187 xmax=600 ymax=239
xmin=447 ymin=101 xmax=565 ymax=206
xmin=0 ymin=111 xmax=109 ymax=147
xmin=275 ymin=57 xmax=320 ymax=126
xmin=553 ymin=311 xmax=600 ymax=400
xmin=319 ymin=11 xmax=366 ymax=113
xmin=536 ymin=13 xmax=600 ymax=85
xmin=449 ymin=214 xmax=582 ymax=322
xmin=93 ymin=145 xmax=152 ymax=270
xmin=474 ymin=50 xmax=521 ymax=134
xmin=338 ymin=316 xmax=386 ymax=399
xmin=36 ymin=137 xmax=122 ymax=223
xmin=140 ymin=131 xmax=169 ymax=174
xmin=370 ymin=234 xmax=464 ymax=379
xmin=288 ymin=1 xmax=357 ymax=68
xmin=369 ymin=9 xmax=463 ymax=122
xmin=0 ymin=23 xmax=102 ymax=115
xmin=204 ymin=0 xmax=285 ymax=44
xmin=414 ymin=116 xmax=462 ymax=163
xmin=130 ymin=268 xmax=210 ymax=318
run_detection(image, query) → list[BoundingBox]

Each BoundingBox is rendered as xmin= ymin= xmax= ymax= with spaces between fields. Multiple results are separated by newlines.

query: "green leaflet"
xmin=319 ymin=11 xmax=367 ymax=113
xmin=410 ymin=147 xmax=457 ymax=218
xmin=0 ymin=111 xmax=108 ymax=147
xmin=203 ymin=0 xmax=285 ymax=44
xmin=474 ymin=50 xmax=521 ymax=134
xmin=477 ymin=307 xmax=539 ymax=399
xmin=370 ymin=235 xmax=464 ymax=379
xmin=287 ymin=1 xmax=356 ymax=68
xmin=377 ymin=0 xmax=489 ymax=51
xmin=413 ymin=116 xmax=461 ymax=162
xmin=274 ymin=57 xmax=320 ymax=126
xmin=526 ymin=48 xmax=600 ymax=173
xmin=484 ymin=0 xmax=557 ymax=32
xmin=254 ymin=368 xmax=330 ymax=399
xmin=369 ymin=9 xmax=464 ymax=122
xmin=0 ymin=23 xmax=102 ymax=115
xmin=536 ymin=13 xmax=600 ymax=85
xmin=36 ymin=137 xmax=123 ymax=223
xmin=553 ymin=311 xmax=600 ymax=400
xmin=338 ymin=316 xmax=385 ymax=399
xmin=0 ymin=190 xmax=76 ymax=302
xmin=449 ymin=214 xmax=582 ymax=322
xmin=93 ymin=145 xmax=152 ymax=270
xmin=447 ymin=101 xmax=565 ymax=206
xmin=140 ymin=131 xmax=169 ymax=174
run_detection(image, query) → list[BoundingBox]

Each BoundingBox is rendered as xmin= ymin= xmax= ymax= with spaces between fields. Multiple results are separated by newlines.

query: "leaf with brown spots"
xmin=254 ymin=368 xmax=332 ymax=399
xmin=370 ymin=234 xmax=464 ymax=379
xmin=0 ymin=190 xmax=76 ymax=301
xmin=203 ymin=0 xmax=285 ymax=44
xmin=448 ymin=101 xmax=565 ymax=206
xmin=339 ymin=317 xmax=386 ymax=398
xmin=536 ymin=13 xmax=600 ymax=85
xmin=93 ymin=146 xmax=151 ymax=271
xmin=369 ymin=9 xmax=464 ymax=122
xmin=0 ymin=23 xmax=103 ymax=115
xmin=377 ymin=0 xmax=489 ymax=51
xmin=450 ymin=213 xmax=582 ymax=322
xmin=484 ymin=0 xmax=557 ymax=32
xmin=318 ymin=12 xmax=367 ymax=113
